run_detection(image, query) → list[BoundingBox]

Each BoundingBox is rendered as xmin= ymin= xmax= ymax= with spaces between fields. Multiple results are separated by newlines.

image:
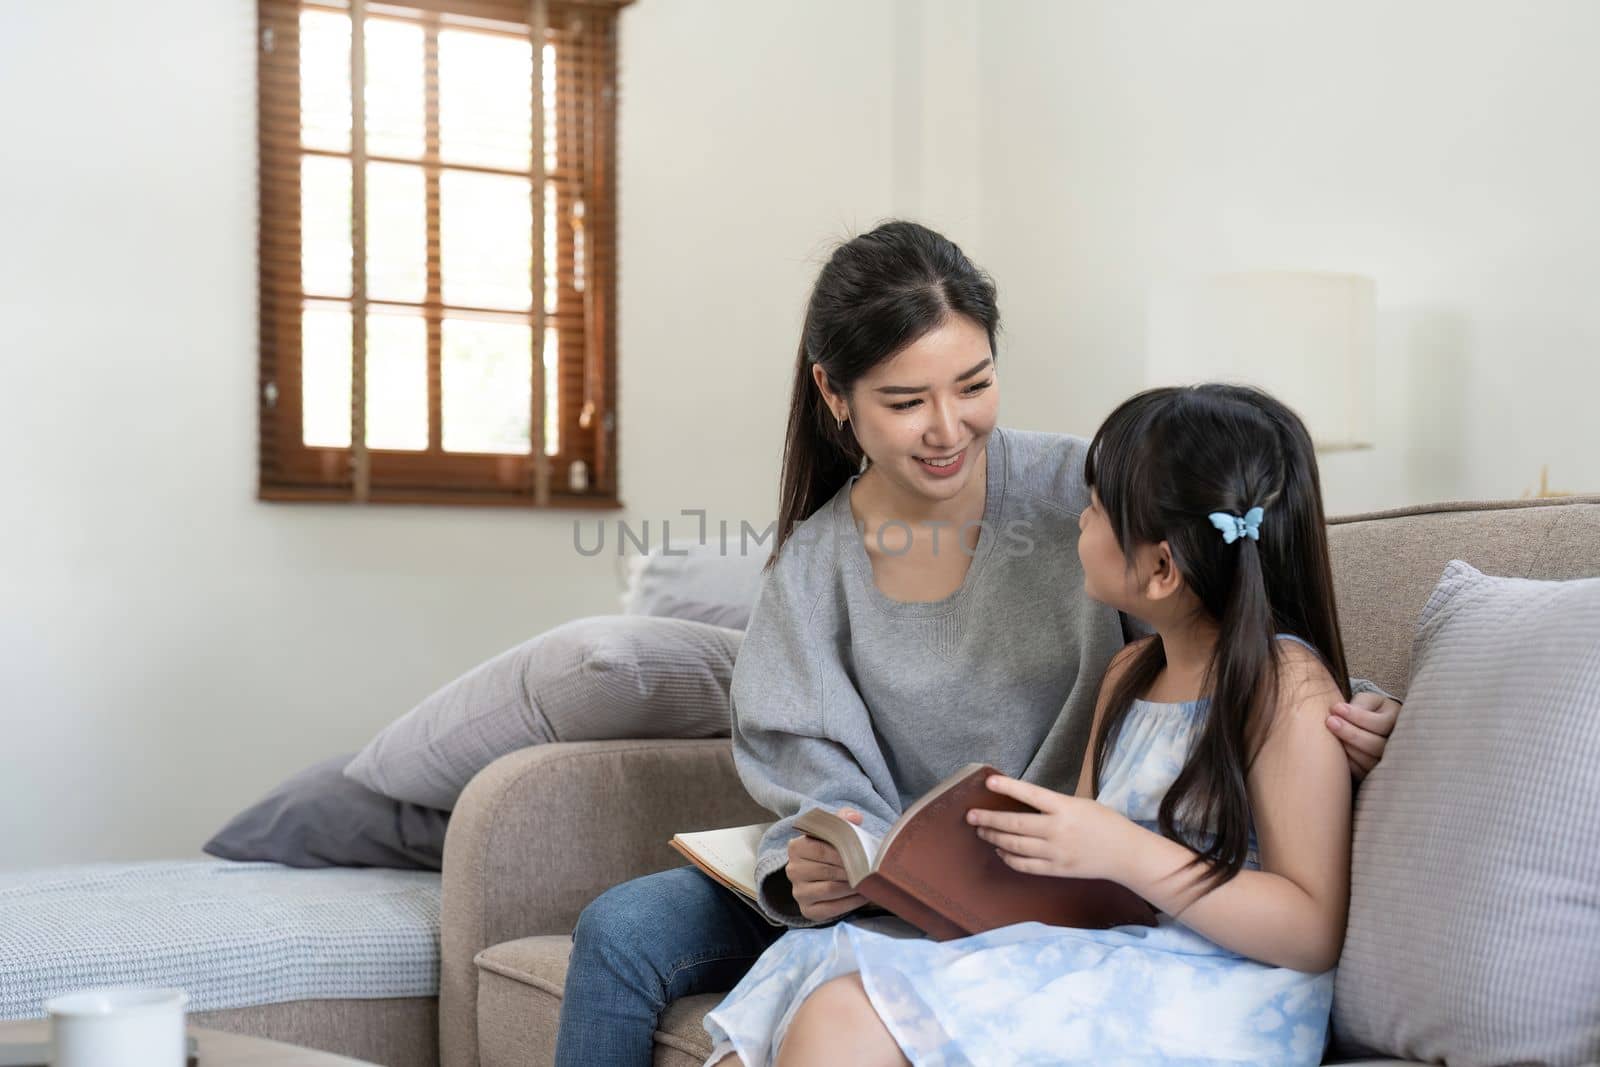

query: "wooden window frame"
xmin=257 ymin=0 xmax=626 ymax=508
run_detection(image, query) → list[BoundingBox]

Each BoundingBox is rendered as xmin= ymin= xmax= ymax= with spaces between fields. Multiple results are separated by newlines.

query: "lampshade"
xmin=1145 ymin=271 xmax=1376 ymax=451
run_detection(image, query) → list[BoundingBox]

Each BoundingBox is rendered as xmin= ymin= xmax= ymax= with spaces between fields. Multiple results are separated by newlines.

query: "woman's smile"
xmin=915 ymin=446 xmax=968 ymax=477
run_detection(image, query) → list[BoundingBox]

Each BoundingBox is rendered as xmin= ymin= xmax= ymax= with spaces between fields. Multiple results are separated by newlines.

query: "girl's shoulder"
xmin=1257 ymin=636 xmax=1344 ymax=736
xmin=1271 ymin=635 xmax=1339 ymax=691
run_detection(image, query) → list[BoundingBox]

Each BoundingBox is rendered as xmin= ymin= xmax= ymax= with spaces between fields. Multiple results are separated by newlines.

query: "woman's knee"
xmin=570 ymin=866 xmax=731 ymax=976
xmin=575 ymin=872 xmax=667 ymax=952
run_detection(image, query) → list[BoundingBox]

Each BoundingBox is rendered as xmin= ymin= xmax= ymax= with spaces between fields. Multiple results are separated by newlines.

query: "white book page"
xmin=849 ymin=820 xmax=883 ymax=868
xmin=673 ymin=823 xmax=769 ymax=897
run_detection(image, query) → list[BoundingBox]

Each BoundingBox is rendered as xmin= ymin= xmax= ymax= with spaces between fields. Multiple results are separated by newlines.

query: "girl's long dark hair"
xmin=1084 ymin=384 xmax=1350 ymax=888
xmin=770 ymin=221 xmax=1000 ymax=566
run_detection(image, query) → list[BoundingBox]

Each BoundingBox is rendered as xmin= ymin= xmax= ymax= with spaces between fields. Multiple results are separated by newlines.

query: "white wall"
xmin=615 ymin=0 xmax=901 ymax=536
xmin=0 ymin=0 xmax=904 ymax=869
xmin=977 ymin=0 xmax=1600 ymax=513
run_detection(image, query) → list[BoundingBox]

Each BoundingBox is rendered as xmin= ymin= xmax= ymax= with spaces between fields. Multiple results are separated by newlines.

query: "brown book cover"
xmin=795 ymin=763 xmax=1157 ymax=940
xmin=672 ymin=763 xmax=1156 ymax=940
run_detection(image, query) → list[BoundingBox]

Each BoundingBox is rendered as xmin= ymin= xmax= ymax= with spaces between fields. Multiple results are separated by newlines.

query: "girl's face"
xmin=819 ymin=316 xmax=1000 ymax=506
xmin=1078 ymin=488 xmax=1134 ymax=609
xmin=1079 ymin=488 xmax=1189 ymax=621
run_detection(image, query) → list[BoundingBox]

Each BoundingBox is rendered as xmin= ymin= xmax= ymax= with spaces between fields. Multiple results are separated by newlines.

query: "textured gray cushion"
xmin=345 ymin=616 xmax=741 ymax=810
xmin=1332 ymin=560 xmax=1600 ymax=1066
xmin=0 ymin=860 xmax=441 ymax=1019
xmin=203 ymin=752 xmax=448 ymax=870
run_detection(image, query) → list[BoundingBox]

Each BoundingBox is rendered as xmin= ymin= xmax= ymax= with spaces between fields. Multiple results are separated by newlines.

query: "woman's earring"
xmin=836 ymin=412 xmax=848 ymax=430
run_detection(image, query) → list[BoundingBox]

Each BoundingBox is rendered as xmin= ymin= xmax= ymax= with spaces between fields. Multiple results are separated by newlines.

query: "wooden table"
xmin=0 ymin=1021 xmax=378 ymax=1066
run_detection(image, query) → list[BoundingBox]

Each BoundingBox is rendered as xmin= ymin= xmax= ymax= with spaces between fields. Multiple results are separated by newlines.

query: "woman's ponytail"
xmin=772 ymin=333 xmax=866 ymax=565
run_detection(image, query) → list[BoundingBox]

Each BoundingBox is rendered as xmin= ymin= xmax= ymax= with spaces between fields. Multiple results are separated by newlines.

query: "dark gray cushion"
xmin=1332 ymin=561 xmax=1600 ymax=1066
xmin=203 ymin=753 xmax=449 ymax=870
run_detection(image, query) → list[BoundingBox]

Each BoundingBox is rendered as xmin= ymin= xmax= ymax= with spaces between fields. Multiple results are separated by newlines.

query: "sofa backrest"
xmin=1327 ymin=496 xmax=1600 ymax=697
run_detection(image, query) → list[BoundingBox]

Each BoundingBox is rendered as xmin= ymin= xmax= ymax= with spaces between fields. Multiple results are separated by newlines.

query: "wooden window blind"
xmin=257 ymin=0 xmax=626 ymax=507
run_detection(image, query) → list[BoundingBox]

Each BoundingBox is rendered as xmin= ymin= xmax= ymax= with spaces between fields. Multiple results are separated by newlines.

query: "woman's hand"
xmin=967 ymin=776 xmax=1142 ymax=883
xmin=1326 ymin=692 xmax=1402 ymax=780
xmin=787 ymin=807 xmax=870 ymax=922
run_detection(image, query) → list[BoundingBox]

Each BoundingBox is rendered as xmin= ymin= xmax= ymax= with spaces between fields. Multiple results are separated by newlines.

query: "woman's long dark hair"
xmin=1084 ymin=384 xmax=1351 ymax=888
xmin=769 ymin=221 xmax=1000 ymax=567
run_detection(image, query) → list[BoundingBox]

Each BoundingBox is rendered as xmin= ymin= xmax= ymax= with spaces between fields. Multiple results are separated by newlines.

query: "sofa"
xmin=433 ymin=494 xmax=1600 ymax=1067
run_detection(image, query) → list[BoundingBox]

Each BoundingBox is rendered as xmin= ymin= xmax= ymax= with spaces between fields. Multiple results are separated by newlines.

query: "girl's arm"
xmin=976 ymin=641 xmax=1351 ymax=973
xmin=1118 ymin=642 xmax=1353 ymax=972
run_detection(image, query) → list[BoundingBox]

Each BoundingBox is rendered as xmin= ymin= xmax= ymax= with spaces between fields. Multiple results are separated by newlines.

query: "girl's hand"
xmin=1327 ymin=692 xmax=1402 ymax=780
xmin=787 ymin=807 xmax=870 ymax=922
xmin=967 ymin=776 xmax=1141 ymax=883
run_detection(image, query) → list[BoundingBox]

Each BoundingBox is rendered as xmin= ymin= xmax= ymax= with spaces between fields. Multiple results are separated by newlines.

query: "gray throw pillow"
xmin=344 ymin=615 xmax=741 ymax=810
xmin=1332 ymin=560 xmax=1600 ymax=1066
xmin=621 ymin=539 xmax=768 ymax=629
xmin=643 ymin=595 xmax=753 ymax=630
xmin=203 ymin=752 xmax=449 ymax=870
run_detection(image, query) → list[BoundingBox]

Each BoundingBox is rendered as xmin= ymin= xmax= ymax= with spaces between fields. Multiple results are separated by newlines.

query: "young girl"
xmin=704 ymin=383 xmax=1354 ymax=1066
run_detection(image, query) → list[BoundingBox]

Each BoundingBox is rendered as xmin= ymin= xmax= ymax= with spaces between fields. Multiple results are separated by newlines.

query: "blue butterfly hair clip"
xmin=1208 ymin=506 xmax=1264 ymax=545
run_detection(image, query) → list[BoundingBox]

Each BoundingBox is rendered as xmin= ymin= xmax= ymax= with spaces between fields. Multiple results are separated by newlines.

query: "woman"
xmin=553 ymin=221 xmax=1400 ymax=1066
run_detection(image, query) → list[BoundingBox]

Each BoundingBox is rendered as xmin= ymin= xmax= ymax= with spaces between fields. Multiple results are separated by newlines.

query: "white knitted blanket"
xmin=0 ymin=860 xmax=440 ymax=1020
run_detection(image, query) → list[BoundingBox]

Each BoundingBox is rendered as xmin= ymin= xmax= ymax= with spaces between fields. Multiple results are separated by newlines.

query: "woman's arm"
xmin=732 ymin=565 xmax=903 ymax=926
xmin=734 ymin=705 xmax=898 ymax=926
xmin=1330 ymin=686 xmax=1402 ymax=778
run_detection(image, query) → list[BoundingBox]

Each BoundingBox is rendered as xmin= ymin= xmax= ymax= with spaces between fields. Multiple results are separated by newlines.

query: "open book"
xmin=670 ymin=763 xmax=1156 ymax=940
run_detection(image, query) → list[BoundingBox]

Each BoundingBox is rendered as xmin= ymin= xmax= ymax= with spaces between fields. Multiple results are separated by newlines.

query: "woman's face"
xmin=818 ymin=315 xmax=1000 ymax=506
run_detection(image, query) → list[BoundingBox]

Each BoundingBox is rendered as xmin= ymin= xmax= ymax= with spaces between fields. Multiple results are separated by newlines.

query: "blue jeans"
xmin=554 ymin=865 xmax=786 ymax=1067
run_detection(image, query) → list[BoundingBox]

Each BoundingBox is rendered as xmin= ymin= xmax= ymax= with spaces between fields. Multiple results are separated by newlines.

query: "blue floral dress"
xmin=702 ymin=694 xmax=1335 ymax=1066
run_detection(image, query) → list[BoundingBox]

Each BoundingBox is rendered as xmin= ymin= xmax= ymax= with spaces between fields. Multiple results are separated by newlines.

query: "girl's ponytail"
xmin=1162 ymin=515 xmax=1276 ymax=887
xmin=1261 ymin=407 xmax=1352 ymax=699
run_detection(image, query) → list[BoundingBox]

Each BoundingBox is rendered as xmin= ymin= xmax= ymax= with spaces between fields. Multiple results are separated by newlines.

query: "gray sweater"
xmin=731 ymin=426 xmax=1129 ymax=926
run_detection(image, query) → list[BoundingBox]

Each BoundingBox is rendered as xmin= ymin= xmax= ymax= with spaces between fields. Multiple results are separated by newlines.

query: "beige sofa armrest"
xmin=439 ymin=738 xmax=771 ymax=1067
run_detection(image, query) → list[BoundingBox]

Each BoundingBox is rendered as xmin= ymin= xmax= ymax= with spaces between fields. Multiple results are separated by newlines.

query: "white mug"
xmin=45 ymin=988 xmax=189 ymax=1067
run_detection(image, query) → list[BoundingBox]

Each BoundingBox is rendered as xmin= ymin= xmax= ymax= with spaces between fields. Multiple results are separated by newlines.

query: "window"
xmin=257 ymin=0 xmax=623 ymax=507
